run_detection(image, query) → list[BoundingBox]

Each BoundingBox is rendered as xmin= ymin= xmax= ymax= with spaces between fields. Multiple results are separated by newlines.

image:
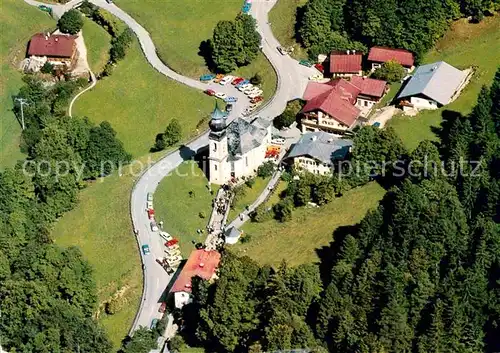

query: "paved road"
xmin=23 ymin=0 xmax=316 ymax=335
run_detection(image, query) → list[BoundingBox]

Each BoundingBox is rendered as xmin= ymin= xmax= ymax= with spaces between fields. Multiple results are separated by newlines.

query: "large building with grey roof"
xmin=208 ymin=103 xmax=272 ymax=184
xmin=285 ymin=131 xmax=352 ymax=175
xmin=397 ymin=61 xmax=469 ymax=111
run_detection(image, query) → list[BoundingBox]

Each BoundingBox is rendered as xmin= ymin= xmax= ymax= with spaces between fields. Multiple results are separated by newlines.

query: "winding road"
xmin=23 ymin=0 xmax=316 ymax=336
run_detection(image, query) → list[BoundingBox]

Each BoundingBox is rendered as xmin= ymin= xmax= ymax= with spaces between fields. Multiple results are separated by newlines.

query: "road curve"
xmin=23 ymin=0 xmax=316 ymax=335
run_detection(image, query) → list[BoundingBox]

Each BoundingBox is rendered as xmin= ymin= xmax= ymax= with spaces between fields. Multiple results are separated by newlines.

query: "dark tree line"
xmin=0 ymin=76 xmax=131 ymax=352
xmin=299 ymin=0 xmax=499 ymax=59
xmin=181 ymin=67 xmax=500 ymax=352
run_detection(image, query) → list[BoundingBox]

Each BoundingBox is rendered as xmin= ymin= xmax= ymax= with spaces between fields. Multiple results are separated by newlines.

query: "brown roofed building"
xmin=368 ymin=46 xmax=414 ymax=72
xmin=329 ymin=50 xmax=363 ymax=78
xmin=350 ymin=76 xmax=388 ymax=110
xmin=301 ymin=79 xmax=362 ymax=134
xmin=170 ymin=249 xmax=221 ymax=308
xmin=27 ymin=33 xmax=78 ymax=69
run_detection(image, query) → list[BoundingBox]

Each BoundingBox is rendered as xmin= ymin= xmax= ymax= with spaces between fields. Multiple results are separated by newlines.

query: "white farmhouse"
xmin=397 ymin=61 xmax=469 ymax=111
xmin=208 ymin=104 xmax=272 ymax=185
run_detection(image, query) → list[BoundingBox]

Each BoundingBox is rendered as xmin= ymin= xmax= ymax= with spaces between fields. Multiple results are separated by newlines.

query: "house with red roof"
xmin=368 ymin=46 xmax=414 ymax=73
xmin=300 ymin=79 xmax=362 ymax=134
xmin=350 ymin=76 xmax=388 ymax=110
xmin=170 ymin=249 xmax=221 ymax=308
xmin=27 ymin=33 xmax=78 ymax=70
xmin=329 ymin=50 xmax=363 ymax=78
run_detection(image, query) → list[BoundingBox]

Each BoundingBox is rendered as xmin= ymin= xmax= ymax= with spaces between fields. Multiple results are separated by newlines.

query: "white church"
xmin=208 ymin=103 xmax=272 ymax=185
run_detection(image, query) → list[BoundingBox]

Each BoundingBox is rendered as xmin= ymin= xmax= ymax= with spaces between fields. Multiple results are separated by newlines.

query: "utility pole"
xmin=14 ymin=98 xmax=28 ymax=130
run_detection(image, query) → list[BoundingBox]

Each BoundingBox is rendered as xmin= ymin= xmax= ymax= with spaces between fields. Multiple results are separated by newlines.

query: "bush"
xmin=274 ymin=100 xmax=304 ymax=129
xmin=79 ymin=0 xmax=98 ymax=17
xmin=164 ymin=119 xmax=182 ymax=146
xmin=273 ymin=197 xmax=293 ymax=222
xmin=245 ymin=178 xmax=256 ymax=188
xmin=169 ymin=335 xmax=186 ymax=353
xmin=110 ymin=28 xmax=134 ymax=63
xmin=372 ymin=60 xmax=406 ymax=82
xmin=250 ymin=73 xmax=262 ymax=85
xmin=40 ymin=62 xmax=54 ymax=74
xmin=251 ymin=204 xmax=273 ymax=223
xmin=240 ymin=233 xmax=252 ymax=243
xmin=58 ymin=9 xmax=84 ymax=34
xmin=199 ymin=211 xmax=206 ymax=219
xmin=257 ymin=161 xmax=275 ymax=178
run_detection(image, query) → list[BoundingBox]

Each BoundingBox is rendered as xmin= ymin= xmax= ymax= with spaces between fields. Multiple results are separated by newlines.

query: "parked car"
xmin=232 ymin=77 xmax=244 ymax=85
xmin=309 ymin=74 xmax=323 ymax=81
xmin=224 ymin=96 xmax=238 ymax=103
xmin=243 ymin=86 xmax=257 ymax=94
xmin=272 ymin=137 xmax=286 ymax=145
xmin=146 ymin=201 xmax=153 ymax=210
xmin=200 ymin=73 xmax=215 ymax=81
xmin=106 ymin=0 xmax=113 ymax=3
xmin=248 ymin=90 xmax=263 ymax=99
xmin=215 ymin=92 xmax=227 ymax=100
xmin=251 ymin=96 xmax=264 ymax=104
xmin=147 ymin=208 xmax=155 ymax=219
xmin=314 ymin=63 xmax=324 ymax=73
xmin=158 ymin=302 xmax=167 ymax=313
xmin=204 ymin=89 xmax=216 ymax=96
xmin=238 ymin=83 xmax=252 ymax=91
xmin=150 ymin=221 xmax=159 ymax=232
xmin=372 ymin=122 xmax=381 ymax=128
xmin=236 ymin=80 xmax=250 ymax=88
xmin=142 ymin=244 xmax=151 ymax=255
xmin=242 ymin=2 xmax=251 ymax=13
xmin=220 ymin=75 xmax=234 ymax=85
xmin=159 ymin=232 xmax=171 ymax=242
xmin=226 ymin=103 xmax=233 ymax=112
xmin=277 ymin=46 xmax=288 ymax=55
xmin=299 ymin=59 xmax=313 ymax=67
xmin=147 ymin=192 xmax=153 ymax=202
xmin=150 ymin=318 xmax=159 ymax=329
xmin=214 ymin=74 xmax=224 ymax=83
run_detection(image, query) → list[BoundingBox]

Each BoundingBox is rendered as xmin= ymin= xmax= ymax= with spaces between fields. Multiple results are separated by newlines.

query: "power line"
xmin=14 ymin=98 xmax=29 ymax=130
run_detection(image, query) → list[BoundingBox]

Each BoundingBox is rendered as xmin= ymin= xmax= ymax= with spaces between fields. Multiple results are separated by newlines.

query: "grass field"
xmin=268 ymin=0 xmax=308 ymax=59
xmin=153 ymin=161 xmax=216 ymax=258
xmin=388 ymin=16 xmax=500 ymax=151
xmin=51 ymin=157 xmax=153 ymax=350
xmin=0 ymin=0 xmax=54 ymax=169
xmin=233 ymin=182 xmax=385 ymax=267
xmin=82 ymin=17 xmax=111 ymax=73
xmin=73 ymin=37 xmax=214 ymax=157
xmin=228 ymin=176 xmax=270 ymax=221
xmin=117 ymin=0 xmax=277 ymax=96
xmin=118 ymin=0 xmax=241 ymax=77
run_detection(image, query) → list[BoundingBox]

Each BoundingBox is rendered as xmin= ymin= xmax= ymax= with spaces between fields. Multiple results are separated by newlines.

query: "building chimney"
xmin=55 ymin=37 xmax=58 ymax=42
xmin=346 ymin=50 xmax=350 ymax=55
xmin=199 ymin=262 xmax=205 ymax=267
xmin=352 ymin=50 xmax=356 ymax=55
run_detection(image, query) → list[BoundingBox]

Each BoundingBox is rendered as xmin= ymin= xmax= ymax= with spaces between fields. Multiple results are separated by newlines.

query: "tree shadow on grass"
xmin=293 ymin=5 xmax=306 ymax=44
xmin=198 ymin=39 xmax=216 ymax=73
xmin=432 ymin=109 xmax=464 ymax=155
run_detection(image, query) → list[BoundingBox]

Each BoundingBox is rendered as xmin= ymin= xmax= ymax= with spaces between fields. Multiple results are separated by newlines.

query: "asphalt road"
xmin=23 ymin=0 xmax=317 ymax=335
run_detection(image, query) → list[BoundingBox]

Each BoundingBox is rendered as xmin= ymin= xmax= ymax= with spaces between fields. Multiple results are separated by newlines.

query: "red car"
xmin=147 ymin=209 xmax=155 ymax=219
xmin=314 ymin=63 xmax=324 ymax=73
xmin=166 ymin=238 xmax=179 ymax=248
xmin=232 ymin=77 xmax=244 ymax=85
xmin=204 ymin=89 xmax=216 ymax=96
xmin=251 ymin=96 xmax=263 ymax=104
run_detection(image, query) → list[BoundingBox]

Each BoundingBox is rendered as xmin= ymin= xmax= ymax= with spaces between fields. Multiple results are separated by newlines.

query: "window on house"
xmin=213 ymin=143 xmax=217 ymax=152
xmin=214 ymin=165 xmax=217 ymax=171
xmin=245 ymin=156 xmax=248 ymax=167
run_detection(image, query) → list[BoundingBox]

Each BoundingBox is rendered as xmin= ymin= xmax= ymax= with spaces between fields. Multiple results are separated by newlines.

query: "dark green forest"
xmin=180 ymin=68 xmax=500 ymax=353
xmin=299 ymin=0 xmax=500 ymax=58
xmin=0 ymin=76 xmax=130 ymax=352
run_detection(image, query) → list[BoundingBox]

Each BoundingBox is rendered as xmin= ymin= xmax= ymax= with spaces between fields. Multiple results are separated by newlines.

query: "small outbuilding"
xmin=27 ymin=32 xmax=78 ymax=70
xmin=368 ymin=46 xmax=415 ymax=72
xmin=329 ymin=50 xmax=363 ymax=78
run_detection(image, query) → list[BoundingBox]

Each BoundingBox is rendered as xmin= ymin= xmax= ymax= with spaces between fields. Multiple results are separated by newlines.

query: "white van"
xmin=150 ymin=221 xmax=159 ymax=232
xmin=159 ymin=231 xmax=172 ymax=241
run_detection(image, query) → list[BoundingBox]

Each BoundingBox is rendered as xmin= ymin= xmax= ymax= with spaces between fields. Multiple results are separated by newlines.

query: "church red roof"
xmin=350 ymin=76 xmax=387 ymax=98
xmin=330 ymin=51 xmax=363 ymax=73
xmin=28 ymin=33 xmax=75 ymax=58
xmin=367 ymin=47 xmax=414 ymax=67
xmin=170 ymin=250 xmax=221 ymax=293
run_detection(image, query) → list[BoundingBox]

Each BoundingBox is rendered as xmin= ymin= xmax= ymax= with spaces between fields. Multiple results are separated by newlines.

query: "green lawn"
xmin=268 ymin=0 xmax=308 ymax=59
xmin=82 ymin=16 xmax=111 ymax=73
xmin=116 ymin=0 xmax=277 ymax=97
xmin=233 ymin=182 xmax=385 ymax=267
xmin=0 ymin=0 xmax=54 ymax=169
xmin=228 ymin=176 xmax=271 ymax=221
xmin=73 ymin=37 xmax=214 ymax=157
xmin=388 ymin=16 xmax=500 ymax=151
xmin=118 ymin=0 xmax=242 ymax=77
xmin=51 ymin=159 xmax=148 ymax=350
xmin=154 ymin=161 xmax=216 ymax=258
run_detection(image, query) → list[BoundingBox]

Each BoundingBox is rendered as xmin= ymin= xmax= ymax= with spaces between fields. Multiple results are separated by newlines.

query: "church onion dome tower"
xmin=209 ymin=100 xmax=228 ymax=133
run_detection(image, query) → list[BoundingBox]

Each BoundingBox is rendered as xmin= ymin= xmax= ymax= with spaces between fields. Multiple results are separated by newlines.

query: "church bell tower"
xmin=208 ymin=101 xmax=228 ymax=184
